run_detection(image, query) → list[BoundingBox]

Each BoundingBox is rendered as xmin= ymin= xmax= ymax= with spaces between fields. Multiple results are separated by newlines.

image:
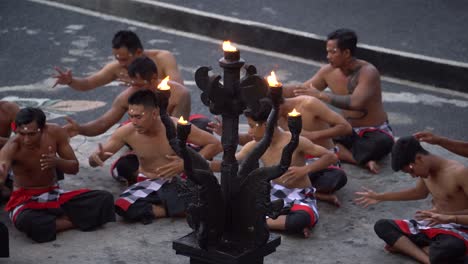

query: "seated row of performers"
xmin=1 ymin=28 xmax=467 ymax=264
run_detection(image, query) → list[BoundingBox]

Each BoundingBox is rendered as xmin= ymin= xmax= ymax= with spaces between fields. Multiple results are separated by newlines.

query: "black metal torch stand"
xmin=170 ymin=48 xmax=301 ymax=264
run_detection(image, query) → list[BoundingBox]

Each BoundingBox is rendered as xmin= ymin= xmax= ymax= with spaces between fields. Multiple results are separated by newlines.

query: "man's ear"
xmin=134 ymin=48 xmax=143 ymax=56
xmin=343 ymin=48 xmax=352 ymax=58
xmin=414 ymin=153 xmax=424 ymax=164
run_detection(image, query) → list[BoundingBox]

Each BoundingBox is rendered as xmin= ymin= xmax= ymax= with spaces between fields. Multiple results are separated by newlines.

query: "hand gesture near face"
xmin=90 ymin=143 xmax=114 ymax=167
xmin=52 ymin=67 xmax=73 ymax=88
xmin=354 ymin=187 xmax=381 ymax=208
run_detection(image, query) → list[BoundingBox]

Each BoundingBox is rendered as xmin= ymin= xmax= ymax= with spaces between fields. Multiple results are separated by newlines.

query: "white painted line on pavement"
xmin=29 ymin=0 xmax=468 ymax=99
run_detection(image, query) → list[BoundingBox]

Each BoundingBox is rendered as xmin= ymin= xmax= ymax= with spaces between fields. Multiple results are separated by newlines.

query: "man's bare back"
xmin=279 ymin=96 xmax=351 ymax=149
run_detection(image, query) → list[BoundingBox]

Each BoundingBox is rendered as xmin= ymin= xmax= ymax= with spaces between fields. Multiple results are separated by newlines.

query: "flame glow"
xmin=288 ymin=108 xmax=301 ymax=117
xmin=157 ymin=76 xmax=170 ymax=90
xmin=267 ymin=71 xmax=281 ymax=87
xmin=222 ymin=41 xmax=237 ymax=52
xmin=178 ymin=116 xmax=188 ymax=125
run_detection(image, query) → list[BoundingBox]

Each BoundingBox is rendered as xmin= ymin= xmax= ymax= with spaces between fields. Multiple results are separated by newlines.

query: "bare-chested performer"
xmin=212 ymin=99 xmax=337 ymax=237
xmin=0 ymin=101 xmax=19 ymax=149
xmin=414 ymin=131 xmax=468 ymax=158
xmin=53 ymin=30 xmax=185 ymax=86
xmin=53 ymin=30 xmax=190 ymax=119
xmin=0 ymin=101 xmax=19 ymax=200
xmin=355 ymin=136 xmax=468 ymax=264
xmin=209 ymin=95 xmax=351 ymax=206
xmin=0 ymin=108 xmax=115 ymax=243
xmin=284 ymin=29 xmax=394 ymax=174
xmin=64 ymin=56 xmax=189 ymax=138
xmin=89 ymin=90 xmax=221 ymax=224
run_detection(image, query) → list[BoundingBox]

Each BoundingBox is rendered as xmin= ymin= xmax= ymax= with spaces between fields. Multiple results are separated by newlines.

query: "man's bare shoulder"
xmin=45 ymin=123 xmax=68 ymax=138
xmin=358 ymin=60 xmax=380 ymax=77
xmin=114 ymin=87 xmax=137 ymax=105
xmin=450 ymin=161 xmax=468 ymax=181
xmin=0 ymin=101 xmax=19 ymax=118
xmin=296 ymin=96 xmax=328 ymax=113
xmin=168 ymin=80 xmax=188 ymax=93
xmin=115 ymin=122 xmax=135 ymax=135
xmin=101 ymin=60 xmax=123 ymax=74
xmin=319 ymin=64 xmax=336 ymax=75
xmin=145 ymin=49 xmax=173 ymax=59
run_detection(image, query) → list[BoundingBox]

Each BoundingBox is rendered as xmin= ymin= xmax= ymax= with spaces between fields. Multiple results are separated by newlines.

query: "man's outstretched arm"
xmin=414 ymin=131 xmax=468 ymax=158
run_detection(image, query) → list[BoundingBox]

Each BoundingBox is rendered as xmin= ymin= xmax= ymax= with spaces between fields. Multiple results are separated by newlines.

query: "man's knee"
xmin=429 ymin=234 xmax=466 ymax=264
xmin=309 ymin=169 xmax=347 ymax=193
xmin=114 ymin=154 xmax=139 ymax=185
xmin=374 ymin=219 xmax=404 ymax=246
xmin=355 ymin=133 xmax=394 ymax=164
xmin=15 ymin=210 xmax=57 ymax=243
xmin=115 ymin=202 xmax=154 ymax=224
xmin=285 ymin=210 xmax=312 ymax=234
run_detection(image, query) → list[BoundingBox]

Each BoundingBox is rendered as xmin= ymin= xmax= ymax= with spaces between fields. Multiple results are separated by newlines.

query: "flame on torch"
xmin=222 ymin=41 xmax=237 ymax=52
xmin=157 ymin=76 xmax=170 ymax=90
xmin=288 ymin=108 xmax=301 ymax=117
xmin=267 ymin=71 xmax=281 ymax=87
xmin=178 ymin=116 xmax=188 ymax=125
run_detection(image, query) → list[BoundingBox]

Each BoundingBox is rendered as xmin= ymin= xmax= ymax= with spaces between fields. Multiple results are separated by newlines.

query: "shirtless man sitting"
xmin=285 ymin=29 xmax=394 ymax=173
xmin=0 ymin=108 xmax=115 ymax=243
xmin=53 ymin=29 xmax=186 ymax=92
xmin=209 ymin=95 xmax=351 ymax=206
xmin=0 ymin=101 xmax=19 ymax=148
xmin=212 ymin=99 xmax=337 ymax=237
xmin=89 ymin=90 xmax=221 ymax=224
xmin=355 ymin=136 xmax=468 ymax=264
xmin=54 ymin=30 xmax=190 ymax=119
xmin=65 ymin=56 xmax=189 ymax=138
xmin=0 ymin=101 xmax=19 ymax=200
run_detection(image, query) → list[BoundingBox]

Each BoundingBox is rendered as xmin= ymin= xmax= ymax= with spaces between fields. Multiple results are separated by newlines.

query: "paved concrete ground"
xmin=157 ymin=0 xmax=468 ymax=63
xmin=1 ymin=0 xmax=468 ymax=263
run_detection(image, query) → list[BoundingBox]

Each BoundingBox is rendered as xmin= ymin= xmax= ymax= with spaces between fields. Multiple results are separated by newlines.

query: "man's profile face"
xmin=17 ymin=122 xmax=42 ymax=148
xmin=113 ymin=47 xmax=136 ymax=67
xmin=326 ymin=40 xmax=345 ymax=68
xmin=246 ymin=117 xmax=266 ymax=142
xmin=402 ymin=156 xmax=429 ymax=179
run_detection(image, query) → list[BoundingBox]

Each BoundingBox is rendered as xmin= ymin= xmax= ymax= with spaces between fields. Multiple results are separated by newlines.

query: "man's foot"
xmin=365 ymin=160 xmax=380 ymax=174
xmin=315 ymin=193 xmax=341 ymax=207
xmin=303 ymin=227 xmax=311 ymax=238
xmin=384 ymin=244 xmax=400 ymax=254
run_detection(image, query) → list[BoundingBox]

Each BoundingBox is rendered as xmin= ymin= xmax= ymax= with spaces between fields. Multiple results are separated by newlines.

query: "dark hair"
xmin=112 ymin=30 xmax=143 ymax=54
xmin=128 ymin=56 xmax=158 ymax=82
xmin=15 ymin=107 xmax=46 ymax=129
xmin=327 ymin=28 xmax=357 ymax=56
xmin=391 ymin=136 xmax=429 ymax=171
xmin=244 ymin=98 xmax=272 ymax=123
xmin=128 ymin=89 xmax=159 ymax=109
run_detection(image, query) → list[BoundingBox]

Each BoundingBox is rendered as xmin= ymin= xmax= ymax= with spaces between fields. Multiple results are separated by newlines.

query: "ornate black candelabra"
xmin=159 ymin=43 xmax=302 ymax=264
